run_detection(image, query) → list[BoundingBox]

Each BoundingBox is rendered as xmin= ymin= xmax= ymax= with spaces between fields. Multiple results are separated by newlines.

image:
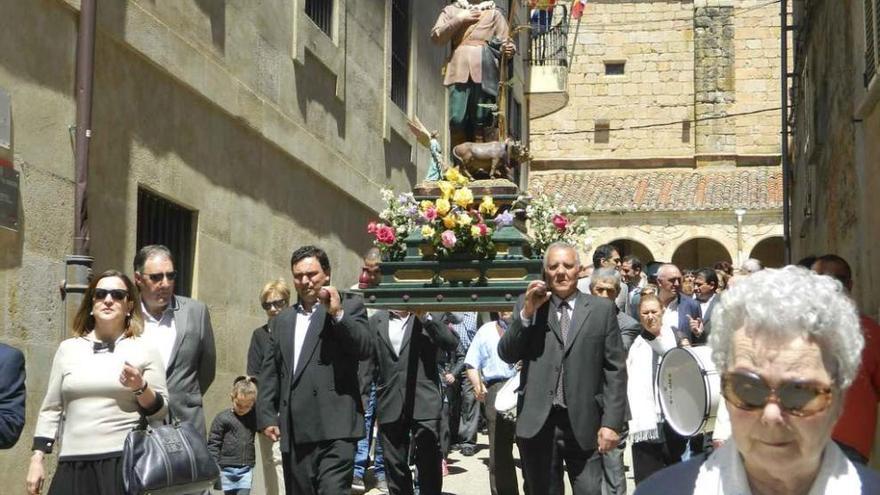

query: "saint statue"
xmin=432 ymin=0 xmax=517 ymax=148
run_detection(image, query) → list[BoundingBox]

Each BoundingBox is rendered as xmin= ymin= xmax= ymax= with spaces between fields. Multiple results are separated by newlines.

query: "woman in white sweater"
xmin=26 ymin=270 xmax=168 ymax=495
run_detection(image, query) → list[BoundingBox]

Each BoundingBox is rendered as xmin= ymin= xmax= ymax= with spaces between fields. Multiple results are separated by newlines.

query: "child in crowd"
xmin=208 ymin=376 xmax=258 ymax=495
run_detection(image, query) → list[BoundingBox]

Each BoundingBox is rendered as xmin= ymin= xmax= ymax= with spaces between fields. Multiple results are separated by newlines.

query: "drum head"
xmin=658 ymin=347 xmax=714 ymax=437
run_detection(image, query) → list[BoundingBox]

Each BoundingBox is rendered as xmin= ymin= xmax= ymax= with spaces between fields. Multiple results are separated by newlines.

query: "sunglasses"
xmin=93 ymin=288 xmax=129 ymax=301
xmin=234 ymin=375 xmax=258 ymax=385
xmin=143 ymin=271 xmax=177 ymax=283
xmin=721 ymin=370 xmax=833 ymax=417
xmin=262 ymin=299 xmax=288 ymax=311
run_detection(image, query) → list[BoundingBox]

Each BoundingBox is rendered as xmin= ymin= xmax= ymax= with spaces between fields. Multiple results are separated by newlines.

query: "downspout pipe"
xmin=74 ymin=0 xmax=96 ymax=256
xmin=780 ymin=0 xmax=791 ymax=264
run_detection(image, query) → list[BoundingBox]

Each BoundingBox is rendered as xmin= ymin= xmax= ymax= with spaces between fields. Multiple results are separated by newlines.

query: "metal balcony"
xmin=526 ymin=4 xmax=570 ymax=119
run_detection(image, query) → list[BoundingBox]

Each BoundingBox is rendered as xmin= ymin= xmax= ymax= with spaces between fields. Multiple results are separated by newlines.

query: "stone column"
xmin=694 ymin=0 xmax=736 ymax=167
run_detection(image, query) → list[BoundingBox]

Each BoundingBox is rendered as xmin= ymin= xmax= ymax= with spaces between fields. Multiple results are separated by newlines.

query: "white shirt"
xmin=662 ymin=297 xmax=681 ymax=338
xmin=140 ymin=301 xmax=177 ymax=370
xmin=388 ymin=313 xmax=411 ymax=356
xmin=293 ymin=303 xmax=344 ymax=371
xmin=700 ymin=294 xmax=716 ymax=317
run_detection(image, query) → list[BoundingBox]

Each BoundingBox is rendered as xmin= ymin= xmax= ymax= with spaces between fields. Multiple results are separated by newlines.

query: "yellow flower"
xmin=457 ymin=213 xmax=473 ymax=227
xmin=420 ymin=200 xmax=434 ymax=210
xmin=421 ymin=225 xmax=436 ymax=238
xmin=438 ymin=181 xmax=455 ymax=199
xmin=470 ymin=225 xmax=482 ymax=237
xmin=452 ymin=187 xmax=474 ymax=208
xmin=443 ymin=216 xmax=457 ymax=229
xmin=479 ymin=196 xmax=498 ymax=216
xmin=444 ymin=167 xmax=461 ymax=183
xmin=436 ymin=197 xmax=451 ymax=216
xmin=455 ymin=173 xmax=470 ymax=186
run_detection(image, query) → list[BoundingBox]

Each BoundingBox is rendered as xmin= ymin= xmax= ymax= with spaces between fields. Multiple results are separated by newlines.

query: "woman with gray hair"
xmin=635 ymin=266 xmax=880 ymax=494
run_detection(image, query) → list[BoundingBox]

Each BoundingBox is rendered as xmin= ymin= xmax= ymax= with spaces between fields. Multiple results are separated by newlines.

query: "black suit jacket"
xmin=498 ymin=292 xmax=627 ymax=451
xmin=0 ymin=343 xmax=25 ymax=449
xmin=257 ymin=296 xmax=372 ymax=451
xmin=371 ymin=312 xmax=459 ymax=425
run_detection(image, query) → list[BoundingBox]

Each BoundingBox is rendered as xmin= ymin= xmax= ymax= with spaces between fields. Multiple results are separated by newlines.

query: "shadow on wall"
xmin=87 ymin=30 xmax=372 ymax=272
xmin=294 ymin=50 xmax=347 ymax=140
xmin=194 ymin=0 xmax=227 ymax=53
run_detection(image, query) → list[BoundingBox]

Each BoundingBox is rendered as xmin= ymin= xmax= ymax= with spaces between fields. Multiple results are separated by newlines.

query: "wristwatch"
xmin=133 ymin=381 xmax=148 ymax=396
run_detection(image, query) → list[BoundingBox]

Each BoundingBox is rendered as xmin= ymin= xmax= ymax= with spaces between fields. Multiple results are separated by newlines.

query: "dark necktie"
xmin=93 ymin=341 xmax=115 ymax=353
xmin=554 ymin=301 xmax=571 ymax=407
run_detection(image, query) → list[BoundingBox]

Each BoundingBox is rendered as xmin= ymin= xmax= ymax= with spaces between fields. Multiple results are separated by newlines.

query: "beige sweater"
xmin=33 ymin=334 xmax=168 ymax=458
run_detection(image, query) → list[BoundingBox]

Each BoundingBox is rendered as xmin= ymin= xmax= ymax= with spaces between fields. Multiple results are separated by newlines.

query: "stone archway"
xmin=608 ymin=238 xmax=655 ymax=263
xmin=749 ymin=236 xmax=785 ymax=268
xmin=672 ymin=237 xmax=732 ymax=270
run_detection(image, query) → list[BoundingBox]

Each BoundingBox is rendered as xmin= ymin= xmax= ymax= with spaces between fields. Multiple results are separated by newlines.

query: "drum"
xmin=494 ymin=372 xmax=520 ymax=422
xmin=657 ymin=346 xmax=720 ymax=437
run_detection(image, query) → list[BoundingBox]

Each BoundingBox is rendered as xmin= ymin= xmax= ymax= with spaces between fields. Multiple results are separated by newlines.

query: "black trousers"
xmin=380 ymin=417 xmax=443 ymax=495
xmin=281 ymin=439 xmax=356 ymax=495
xmin=517 ymin=407 xmax=602 ymax=495
xmin=631 ymin=423 xmax=688 ymax=485
xmin=457 ymin=375 xmax=480 ymax=447
xmin=485 ymin=380 xmax=519 ymax=495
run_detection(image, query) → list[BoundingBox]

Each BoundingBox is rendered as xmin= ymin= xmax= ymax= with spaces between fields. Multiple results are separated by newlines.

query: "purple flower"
xmin=494 ymin=210 xmax=514 ymax=228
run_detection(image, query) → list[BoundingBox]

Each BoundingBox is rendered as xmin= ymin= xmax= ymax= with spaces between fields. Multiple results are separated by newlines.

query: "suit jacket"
xmin=371 ymin=312 xmax=458 ymax=425
xmin=0 ymin=343 xmax=25 ymax=449
xmin=673 ymin=295 xmax=703 ymax=345
xmin=431 ymin=5 xmax=510 ymax=86
xmin=498 ymin=292 xmax=627 ymax=451
xmin=257 ymin=296 xmax=372 ymax=452
xmin=165 ymin=296 xmax=216 ymax=437
xmin=700 ymin=294 xmax=719 ymax=341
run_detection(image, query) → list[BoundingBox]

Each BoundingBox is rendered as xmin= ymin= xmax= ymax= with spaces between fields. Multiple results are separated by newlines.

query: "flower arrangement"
xmin=521 ymin=185 xmax=589 ymax=256
xmin=368 ymin=168 xmax=510 ymax=260
xmin=367 ymin=189 xmax=418 ymax=261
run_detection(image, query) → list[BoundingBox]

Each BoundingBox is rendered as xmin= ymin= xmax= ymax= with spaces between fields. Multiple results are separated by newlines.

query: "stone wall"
xmin=0 ymin=0 xmax=532 ymax=490
xmin=530 ymin=0 xmax=782 ymax=164
xmin=791 ymin=0 xmax=880 ymax=321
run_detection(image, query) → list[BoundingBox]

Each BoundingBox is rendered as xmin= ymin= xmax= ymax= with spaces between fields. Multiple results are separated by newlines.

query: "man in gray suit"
xmin=135 ymin=244 xmax=216 ymax=437
xmin=499 ymin=242 xmax=627 ymax=495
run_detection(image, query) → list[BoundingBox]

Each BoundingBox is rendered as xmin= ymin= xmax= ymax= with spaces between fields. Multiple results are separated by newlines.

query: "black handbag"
xmin=122 ymin=414 xmax=220 ymax=495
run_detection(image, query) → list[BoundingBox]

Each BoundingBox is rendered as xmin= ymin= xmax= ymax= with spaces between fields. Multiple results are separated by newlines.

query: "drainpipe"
xmin=780 ymin=0 xmax=791 ymax=264
xmin=62 ymin=0 xmax=97 ymax=337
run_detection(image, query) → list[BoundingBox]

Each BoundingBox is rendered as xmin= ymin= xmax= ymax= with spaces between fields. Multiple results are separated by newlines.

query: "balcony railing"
xmin=526 ymin=4 xmax=570 ymax=118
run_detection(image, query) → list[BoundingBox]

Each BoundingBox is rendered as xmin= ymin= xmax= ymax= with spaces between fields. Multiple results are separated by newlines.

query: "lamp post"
xmin=735 ymin=208 xmax=746 ymax=267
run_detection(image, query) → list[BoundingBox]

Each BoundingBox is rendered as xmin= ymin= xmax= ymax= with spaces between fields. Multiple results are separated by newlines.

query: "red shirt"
xmin=833 ymin=315 xmax=880 ymax=459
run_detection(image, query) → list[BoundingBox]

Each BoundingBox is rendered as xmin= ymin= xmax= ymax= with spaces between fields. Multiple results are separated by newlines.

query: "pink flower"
xmin=552 ymin=214 xmax=570 ymax=231
xmin=367 ymin=221 xmax=378 ymax=234
xmin=441 ymin=230 xmax=457 ymax=249
xmin=424 ymin=207 xmax=438 ymax=222
xmin=376 ymin=225 xmax=397 ymax=245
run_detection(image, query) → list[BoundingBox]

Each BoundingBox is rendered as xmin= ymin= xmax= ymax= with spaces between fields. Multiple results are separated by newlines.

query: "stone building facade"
xmin=790 ymin=1 xmax=880 ymax=324
xmin=529 ymin=0 xmax=784 ymax=268
xmin=0 ymin=0 xmax=530 ymax=489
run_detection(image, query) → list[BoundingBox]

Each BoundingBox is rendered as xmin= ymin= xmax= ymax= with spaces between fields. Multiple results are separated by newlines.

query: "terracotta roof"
xmin=529 ymin=166 xmax=783 ymax=213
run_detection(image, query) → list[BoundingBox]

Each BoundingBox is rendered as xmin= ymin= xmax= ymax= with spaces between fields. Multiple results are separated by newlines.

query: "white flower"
xmin=396 ymin=225 xmax=407 ymax=234
xmin=379 ymin=210 xmax=391 ymax=221
xmin=380 ymin=188 xmax=394 ymax=202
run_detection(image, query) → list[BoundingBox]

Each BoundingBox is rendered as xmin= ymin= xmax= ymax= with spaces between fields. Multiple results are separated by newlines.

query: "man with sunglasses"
xmin=577 ymin=244 xmax=627 ymax=313
xmin=655 ymin=263 xmax=703 ymax=345
xmin=134 ymin=244 xmax=216 ymax=438
xmin=813 ymin=254 xmax=880 ymax=465
xmin=257 ymin=245 xmax=372 ymax=495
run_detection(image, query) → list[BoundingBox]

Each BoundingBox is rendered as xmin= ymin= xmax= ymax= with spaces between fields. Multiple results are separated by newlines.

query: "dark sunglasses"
xmin=234 ymin=375 xmax=257 ymax=385
xmin=93 ymin=288 xmax=129 ymax=301
xmin=721 ymin=370 xmax=833 ymax=417
xmin=262 ymin=299 xmax=288 ymax=311
xmin=143 ymin=271 xmax=177 ymax=283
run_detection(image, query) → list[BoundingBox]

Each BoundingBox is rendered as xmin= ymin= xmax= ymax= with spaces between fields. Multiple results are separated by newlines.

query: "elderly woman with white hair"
xmin=635 ymin=266 xmax=880 ymax=494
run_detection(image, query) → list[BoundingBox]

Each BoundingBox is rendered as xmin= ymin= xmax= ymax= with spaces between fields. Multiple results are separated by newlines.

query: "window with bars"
xmin=306 ymin=0 xmax=333 ymax=37
xmin=136 ymin=188 xmax=196 ymax=297
xmin=390 ymin=0 xmax=410 ymax=110
xmin=866 ymin=0 xmax=878 ymax=86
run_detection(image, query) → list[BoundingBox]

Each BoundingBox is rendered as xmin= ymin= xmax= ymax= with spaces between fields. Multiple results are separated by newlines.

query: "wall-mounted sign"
xmin=0 ymin=166 xmax=19 ymax=232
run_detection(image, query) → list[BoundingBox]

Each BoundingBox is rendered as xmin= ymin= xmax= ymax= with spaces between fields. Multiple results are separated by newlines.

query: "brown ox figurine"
xmin=451 ymin=139 xmax=526 ymax=181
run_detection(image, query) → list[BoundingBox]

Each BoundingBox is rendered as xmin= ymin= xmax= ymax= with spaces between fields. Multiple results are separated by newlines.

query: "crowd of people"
xmin=1 ymin=241 xmax=879 ymax=495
